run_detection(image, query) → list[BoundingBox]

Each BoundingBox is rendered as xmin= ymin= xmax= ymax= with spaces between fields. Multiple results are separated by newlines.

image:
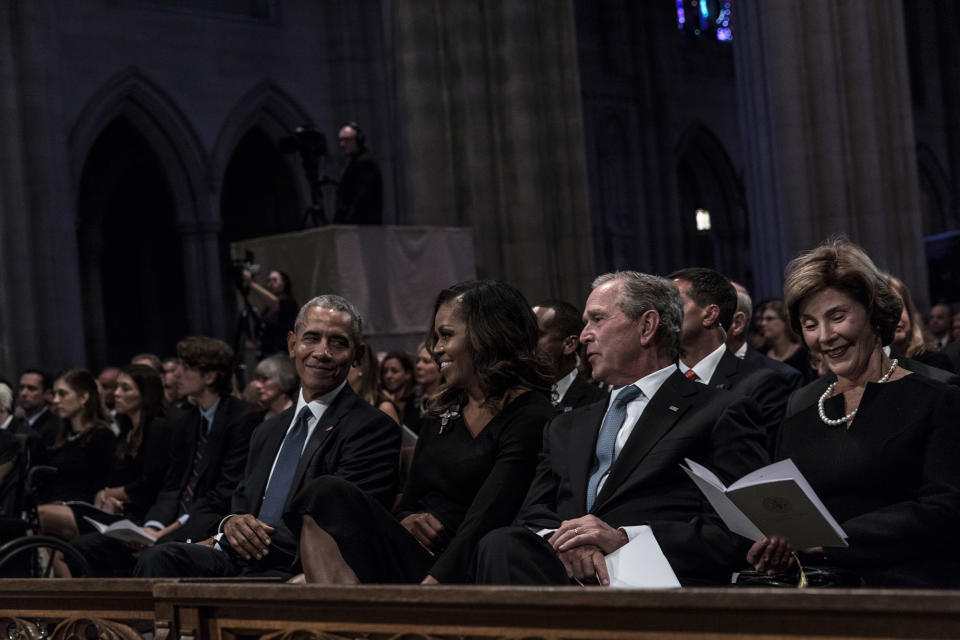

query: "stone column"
xmin=0 ymin=1 xmax=86 ymax=375
xmin=394 ymin=0 xmax=594 ymax=304
xmin=734 ymin=0 xmax=927 ymax=300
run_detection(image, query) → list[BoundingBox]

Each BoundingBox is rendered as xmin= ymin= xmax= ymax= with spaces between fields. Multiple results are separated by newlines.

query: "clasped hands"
xmin=548 ymin=515 xmax=628 ymax=586
xmin=94 ymin=487 xmax=127 ymax=515
xmin=219 ymin=513 xmax=275 ymax=560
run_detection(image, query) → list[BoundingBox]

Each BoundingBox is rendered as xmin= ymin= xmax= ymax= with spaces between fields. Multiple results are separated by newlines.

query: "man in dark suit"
xmin=671 ymin=268 xmax=793 ymax=453
xmin=16 ymin=369 xmax=61 ymax=447
xmin=476 ymin=271 xmax=768 ymax=586
xmin=726 ymin=282 xmax=805 ymax=391
xmin=533 ymin=299 xmax=607 ymax=412
xmin=134 ymin=294 xmax=400 ymax=578
xmin=66 ymin=336 xmax=259 ymax=576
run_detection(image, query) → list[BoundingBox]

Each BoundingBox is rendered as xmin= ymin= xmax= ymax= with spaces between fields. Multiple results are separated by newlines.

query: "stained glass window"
xmin=676 ymin=0 xmax=732 ymax=41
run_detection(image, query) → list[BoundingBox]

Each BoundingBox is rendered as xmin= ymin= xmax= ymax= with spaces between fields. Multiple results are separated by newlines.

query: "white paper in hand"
xmin=604 ymin=526 xmax=681 ymax=589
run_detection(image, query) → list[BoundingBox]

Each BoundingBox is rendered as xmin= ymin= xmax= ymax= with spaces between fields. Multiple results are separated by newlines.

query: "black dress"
xmin=777 ymin=372 xmax=960 ymax=587
xmin=104 ymin=417 xmax=173 ymax=521
xmin=39 ymin=426 xmax=116 ymax=504
xmin=285 ymin=390 xmax=553 ymax=583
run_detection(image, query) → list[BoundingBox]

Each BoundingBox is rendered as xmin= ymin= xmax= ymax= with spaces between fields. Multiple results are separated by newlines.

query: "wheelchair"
xmin=0 ymin=434 xmax=92 ymax=577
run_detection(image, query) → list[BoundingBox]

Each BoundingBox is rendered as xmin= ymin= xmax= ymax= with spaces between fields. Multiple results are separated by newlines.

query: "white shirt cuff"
xmin=619 ymin=524 xmax=652 ymax=541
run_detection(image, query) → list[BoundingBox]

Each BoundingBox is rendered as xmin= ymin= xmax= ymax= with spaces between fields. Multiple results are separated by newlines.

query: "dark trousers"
xmin=285 ymin=475 xmax=434 ymax=583
xmin=133 ymin=526 xmax=298 ymax=578
xmin=475 ymin=526 xmax=570 ymax=585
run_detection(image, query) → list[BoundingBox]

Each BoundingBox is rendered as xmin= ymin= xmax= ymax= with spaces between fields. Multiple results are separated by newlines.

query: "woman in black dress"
xmin=36 ymin=369 xmax=116 ymax=534
xmin=748 ymin=239 xmax=960 ymax=587
xmin=39 ymin=365 xmax=171 ymax=539
xmin=287 ymin=280 xmax=555 ymax=584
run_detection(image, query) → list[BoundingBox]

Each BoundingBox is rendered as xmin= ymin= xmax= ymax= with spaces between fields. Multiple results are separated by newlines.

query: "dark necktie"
xmin=257 ymin=406 xmax=311 ymax=525
xmin=586 ymin=385 xmax=641 ymax=511
xmin=685 ymin=369 xmax=700 ymax=382
xmin=179 ymin=415 xmax=211 ymax=516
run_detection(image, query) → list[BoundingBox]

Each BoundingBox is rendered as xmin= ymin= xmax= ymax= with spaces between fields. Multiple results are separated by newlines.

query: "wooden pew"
xmin=151 ymin=583 xmax=960 ymax=640
xmin=0 ymin=578 xmax=167 ymax=640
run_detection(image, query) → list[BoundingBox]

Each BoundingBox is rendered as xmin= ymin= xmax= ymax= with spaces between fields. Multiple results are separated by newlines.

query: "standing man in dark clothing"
xmin=334 ymin=122 xmax=382 ymax=225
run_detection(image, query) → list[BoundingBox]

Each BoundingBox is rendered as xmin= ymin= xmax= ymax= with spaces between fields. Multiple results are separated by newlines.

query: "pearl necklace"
xmin=817 ymin=358 xmax=898 ymax=427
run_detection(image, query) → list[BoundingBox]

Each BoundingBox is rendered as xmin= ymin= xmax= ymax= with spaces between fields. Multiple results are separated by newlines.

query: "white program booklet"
xmin=681 ymin=458 xmax=847 ymax=550
xmin=604 ymin=525 xmax=681 ymax=589
xmin=83 ymin=516 xmax=156 ymax=546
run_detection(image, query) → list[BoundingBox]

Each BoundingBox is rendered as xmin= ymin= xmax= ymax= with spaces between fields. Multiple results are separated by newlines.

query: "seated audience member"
xmin=406 ymin=343 xmax=442 ymax=435
xmin=748 ymin=239 xmax=960 ymax=588
xmin=66 ymin=337 xmax=259 ymax=576
xmin=134 ymin=295 xmax=400 ymax=579
xmin=131 ymin=353 xmax=163 ymax=371
xmin=926 ymin=302 xmax=952 ymax=349
xmin=250 ymin=354 xmax=299 ymax=420
xmin=726 ymin=282 xmax=804 ymax=390
xmin=476 ymin=271 xmax=767 ymax=586
xmin=160 ymin=357 xmax=186 ymax=410
xmin=0 ymin=383 xmax=13 ymax=433
xmin=37 ymin=370 xmax=116 ymax=505
xmin=17 ymin=369 xmax=60 ymax=447
xmin=347 ymin=342 xmax=380 ymax=407
xmin=98 ymin=367 xmax=120 ymax=413
xmin=286 ymin=280 xmax=554 ymax=584
xmin=39 ymin=365 xmax=172 ymax=541
xmin=887 ymin=275 xmax=956 ymax=374
xmin=670 ymin=268 xmax=792 ymax=454
xmin=379 ymin=350 xmax=415 ymax=425
xmin=533 ymin=299 xmax=607 ymax=412
xmin=243 ymin=268 xmax=299 ymax=358
xmin=759 ymin=300 xmax=815 ymax=382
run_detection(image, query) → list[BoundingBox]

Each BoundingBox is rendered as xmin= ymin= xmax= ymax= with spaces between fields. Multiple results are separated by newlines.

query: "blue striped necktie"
xmin=586 ymin=385 xmax=641 ymax=511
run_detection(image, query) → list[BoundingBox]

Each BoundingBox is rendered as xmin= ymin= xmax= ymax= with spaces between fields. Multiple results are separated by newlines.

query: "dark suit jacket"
xmin=143 ymin=395 xmax=259 ymax=543
xmin=30 ymin=408 xmax=62 ymax=449
xmin=516 ymin=369 xmax=768 ymax=583
xmin=558 ymin=372 xmax=608 ymax=413
xmin=709 ymin=349 xmax=792 ymax=454
xmin=742 ymin=346 xmax=804 ymax=391
xmin=231 ymin=384 xmax=400 ymax=544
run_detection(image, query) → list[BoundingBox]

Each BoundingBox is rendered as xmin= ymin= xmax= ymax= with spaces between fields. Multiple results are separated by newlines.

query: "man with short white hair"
xmin=477 ymin=271 xmax=768 ymax=586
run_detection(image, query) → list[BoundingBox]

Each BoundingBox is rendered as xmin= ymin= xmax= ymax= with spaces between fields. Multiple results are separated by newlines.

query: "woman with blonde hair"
xmin=747 ymin=238 xmax=960 ymax=587
xmin=887 ymin=274 xmax=956 ymax=373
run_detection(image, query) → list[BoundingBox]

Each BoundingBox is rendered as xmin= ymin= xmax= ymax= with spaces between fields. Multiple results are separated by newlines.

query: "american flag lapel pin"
xmin=668 ymin=405 xmax=679 ymax=412
xmin=324 ymin=424 xmax=334 ymax=432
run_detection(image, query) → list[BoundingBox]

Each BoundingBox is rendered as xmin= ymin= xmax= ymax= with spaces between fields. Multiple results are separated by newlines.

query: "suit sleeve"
xmin=188 ymin=404 xmax=259 ymax=531
xmin=122 ymin=417 xmax=174 ymax=512
xmin=141 ymin=415 xmax=195 ymax=525
xmin=650 ymin=394 xmax=769 ymax=582
xmin=229 ymin=417 xmax=272 ymax=515
xmin=428 ymin=403 xmax=550 ymax=583
xmin=329 ymin=410 xmax=400 ymax=508
xmin=513 ymin=415 xmax=564 ymax=530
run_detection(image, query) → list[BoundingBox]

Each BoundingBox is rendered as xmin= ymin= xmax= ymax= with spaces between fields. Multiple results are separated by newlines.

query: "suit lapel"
xmin=568 ymin=402 xmax=606 ymax=513
xmin=592 ymin=371 xmax=696 ymax=512
xmin=286 ymin=385 xmax=358 ymax=503
xmin=249 ymin=406 xmax=296 ymax=514
xmin=708 ymin=349 xmax=740 ymax=389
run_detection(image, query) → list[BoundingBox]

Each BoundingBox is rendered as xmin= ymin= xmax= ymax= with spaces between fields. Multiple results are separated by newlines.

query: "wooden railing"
xmin=2 ymin=580 xmax=960 ymax=640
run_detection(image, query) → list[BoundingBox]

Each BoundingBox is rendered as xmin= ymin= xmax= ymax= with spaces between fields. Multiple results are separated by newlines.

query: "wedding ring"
xmin=575 ymin=527 xmax=580 ymax=536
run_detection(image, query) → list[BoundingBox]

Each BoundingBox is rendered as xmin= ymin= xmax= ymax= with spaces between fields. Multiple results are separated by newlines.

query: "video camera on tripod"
xmin=278 ymin=125 xmax=336 ymax=227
